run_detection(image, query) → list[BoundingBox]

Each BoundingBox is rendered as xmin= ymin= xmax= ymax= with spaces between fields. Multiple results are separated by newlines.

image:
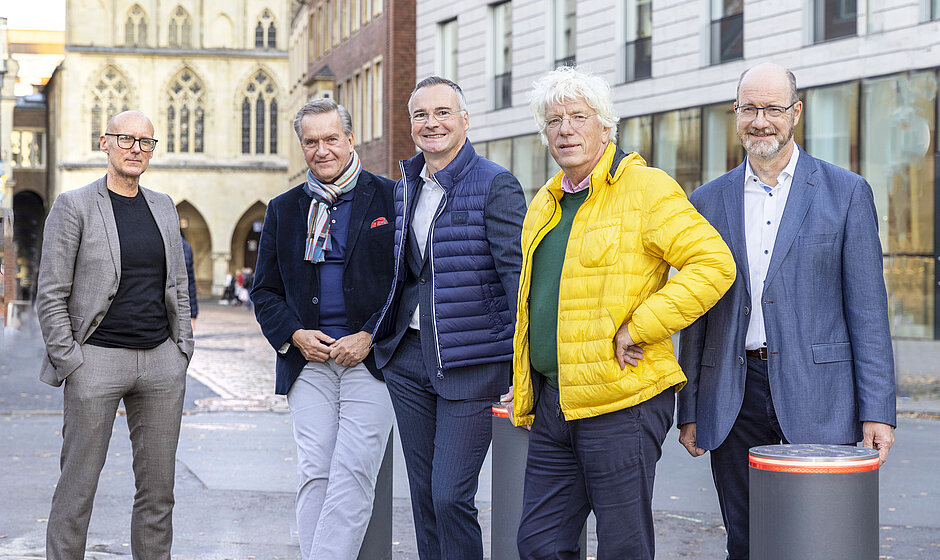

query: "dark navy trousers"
xmin=381 ymin=331 xmax=495 ymax=560
xmin=517 ymin=383 xmax=675 ymax=560
xmin=709 ymin=356 xmax=787 ymax=560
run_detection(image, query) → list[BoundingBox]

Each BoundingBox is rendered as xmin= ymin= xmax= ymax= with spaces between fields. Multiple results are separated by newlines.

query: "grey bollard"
xmin=749 ymin=444 xmax=881 ymax=560
xmin=491 ymin=406 xmax=586 ymax=560
xmin=358 ymin=429 xmax=394 ymax=560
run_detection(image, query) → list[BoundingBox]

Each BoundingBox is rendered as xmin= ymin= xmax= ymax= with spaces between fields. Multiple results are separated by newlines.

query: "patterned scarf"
xmin=303 ymin=150 xmax=362 ymax=263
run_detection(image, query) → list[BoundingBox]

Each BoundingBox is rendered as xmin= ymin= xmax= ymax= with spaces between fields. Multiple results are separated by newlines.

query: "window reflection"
xmin=862 ymin=72 xmax=937 ymax=338
xmin=653 ymin=108 xmax=702 ymax=194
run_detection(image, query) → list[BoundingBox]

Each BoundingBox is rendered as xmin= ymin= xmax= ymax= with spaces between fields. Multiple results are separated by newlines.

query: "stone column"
xmin=211 ymin=251 xmax=232 ymax=297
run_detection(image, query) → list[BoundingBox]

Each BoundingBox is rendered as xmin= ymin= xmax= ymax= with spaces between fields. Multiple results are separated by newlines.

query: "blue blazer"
xmin=251 ymin=171 xmax=396 ymax=395
xmin=677 ymin=147 xmax=896 ymax=450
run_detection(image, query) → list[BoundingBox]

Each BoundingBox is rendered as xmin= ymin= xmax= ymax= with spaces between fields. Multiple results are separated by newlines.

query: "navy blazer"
xmin=251 ymin=171 xmax=396 ymax=395
xmin=678 ymin=147 xmax=896 ymax=449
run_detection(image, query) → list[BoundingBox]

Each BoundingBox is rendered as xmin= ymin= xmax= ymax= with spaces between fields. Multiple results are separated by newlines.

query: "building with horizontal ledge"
xmin=416 ymin=0 xmax=940 ymax=347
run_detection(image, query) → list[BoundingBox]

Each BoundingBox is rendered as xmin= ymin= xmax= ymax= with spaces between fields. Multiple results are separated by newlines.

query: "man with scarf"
xmin=251 ymin=98 xmax=396 ymax=560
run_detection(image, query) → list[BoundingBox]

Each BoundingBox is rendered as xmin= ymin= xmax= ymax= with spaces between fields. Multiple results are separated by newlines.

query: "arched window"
xmin=240 ymin=70 xmax=278 ymax=155
xmin=125 ymin=5 xmax=148 ymax=47
xmin=255 ymin=22 xmax=265 ymax=48
xmin=169 ymin=6 xmax=192 ymax=48
xmin=255 ymin=10 xmax=276 ymax=49
xmin=166 ymin=69 xmax=207 ymax=153
xmin=241 ymin=99 xmax=251 ymax=153
xmin=89 ymin=66 xmax=131 ymax=151
xmin=269 ymin=99 xmax=278 ymax=154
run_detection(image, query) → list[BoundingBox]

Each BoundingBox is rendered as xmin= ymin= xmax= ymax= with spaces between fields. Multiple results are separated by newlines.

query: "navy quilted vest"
xmin=377 ymin=141 xmax=515 ymax=370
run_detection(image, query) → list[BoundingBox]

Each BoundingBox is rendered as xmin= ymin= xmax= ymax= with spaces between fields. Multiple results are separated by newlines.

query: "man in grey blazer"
xmin=36 ymin=110 xmax=193 ymax=560
xmin=677 ymin=63 xmax=896 ymax=560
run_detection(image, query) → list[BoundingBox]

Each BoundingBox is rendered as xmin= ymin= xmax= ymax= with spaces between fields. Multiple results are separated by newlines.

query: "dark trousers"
xmin=381 ymin=331 xmax=495 ymax=560
xmin=709 ymin=356 xmax=787 ymax=560
xmin=517 ymin=383 xmax=675 ymax=560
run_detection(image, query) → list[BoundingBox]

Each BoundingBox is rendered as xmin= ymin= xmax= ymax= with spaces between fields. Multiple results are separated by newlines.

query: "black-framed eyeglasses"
xmin=733 ymin=102 xmax=798 ymax=120
xmin=104 ymin=133 xmax=158 ymax=152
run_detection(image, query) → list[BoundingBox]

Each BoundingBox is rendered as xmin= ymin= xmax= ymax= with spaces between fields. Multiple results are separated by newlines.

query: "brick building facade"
xmin=287 ymin=0 xmax=416 ymax=181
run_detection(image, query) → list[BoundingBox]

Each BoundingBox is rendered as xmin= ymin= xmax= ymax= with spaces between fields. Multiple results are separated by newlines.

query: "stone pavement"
xmin=1 ymin=302 xmax=939 ymax=559
xmin=185 ymin=302 xmax=288 ymax=412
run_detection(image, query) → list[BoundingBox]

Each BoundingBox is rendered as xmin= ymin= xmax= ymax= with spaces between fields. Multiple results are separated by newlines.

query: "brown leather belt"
xmin=745 ymin=347 xmax=768 ymax=360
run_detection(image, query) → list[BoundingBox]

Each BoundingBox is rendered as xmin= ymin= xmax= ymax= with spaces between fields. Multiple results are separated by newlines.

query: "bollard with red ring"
xmin=749 ymin=444 xmax=881 ymax=560
xmin=491 ymin=405 xmax=586 ymax=560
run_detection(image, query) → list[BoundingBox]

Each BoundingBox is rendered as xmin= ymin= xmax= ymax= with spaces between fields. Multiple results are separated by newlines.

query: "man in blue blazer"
xmin=251 ymin=99 xmax=396 ymax=560
xmin=677 ymin=63 xmax=897 ymax=560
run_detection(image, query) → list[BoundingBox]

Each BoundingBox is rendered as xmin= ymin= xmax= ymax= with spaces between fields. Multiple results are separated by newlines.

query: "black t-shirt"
xmin=87 ymin=189 xmax=170 ymax=349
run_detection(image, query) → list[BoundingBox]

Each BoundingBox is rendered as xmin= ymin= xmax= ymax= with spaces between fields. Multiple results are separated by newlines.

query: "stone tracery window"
xmin=125 ymin=5 xmax=148 ymax=47
xmin=166 ymin=69 xmax=207 ymax=153
xmin=240 ymin=70 xmax=278 ymax=155
xmin=90 ymin=66 xmax=131 ymax=151
xmin=169 ymin=6 xmax=193 ymax=48
xmin=255 ymin=10 xmax=276 ymax=48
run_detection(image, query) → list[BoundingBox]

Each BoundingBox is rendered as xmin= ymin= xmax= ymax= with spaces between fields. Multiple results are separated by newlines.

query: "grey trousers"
xmin=287 ymin=359 xmax=394 ymax=560
xmin=46 ymin=338 xmax=188 ymax=560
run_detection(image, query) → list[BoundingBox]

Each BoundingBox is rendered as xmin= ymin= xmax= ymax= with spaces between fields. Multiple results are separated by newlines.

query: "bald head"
xmin=106 ymin=110 xmax=154 ymax=135
xmin=736 ymin=63 xmax=798 ymax=105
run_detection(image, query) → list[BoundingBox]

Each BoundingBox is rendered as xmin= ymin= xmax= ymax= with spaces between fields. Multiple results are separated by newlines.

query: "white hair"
xmin=528 ymin=66 xmax=618 ymax=145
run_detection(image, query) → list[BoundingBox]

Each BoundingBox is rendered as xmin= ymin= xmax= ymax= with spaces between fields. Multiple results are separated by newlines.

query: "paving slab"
xmin=2 ymin=303 xmax=938 ymax=559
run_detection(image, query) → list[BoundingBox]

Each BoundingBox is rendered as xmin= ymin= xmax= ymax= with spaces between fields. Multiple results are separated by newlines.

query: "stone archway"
xmin=176 ymin=201 xmax=212 ymax=297
xmin=230 ymin=202 xmax=267 ymax=273
xmin=12 ymin=190 xmax=45 ymax=302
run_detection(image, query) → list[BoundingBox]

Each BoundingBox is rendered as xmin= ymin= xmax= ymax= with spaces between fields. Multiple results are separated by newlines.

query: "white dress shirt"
xmin=408 ymin=165 xmax=445 ymax=330
xmin=743 ymin=147 xmax=800 ymax=350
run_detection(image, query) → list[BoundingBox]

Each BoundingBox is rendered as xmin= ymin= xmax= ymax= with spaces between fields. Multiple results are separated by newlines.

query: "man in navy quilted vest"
xmin=372 ymin=76 xmax=527 ymax=560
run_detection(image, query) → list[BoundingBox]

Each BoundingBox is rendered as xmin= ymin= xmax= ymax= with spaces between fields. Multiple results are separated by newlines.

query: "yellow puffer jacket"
xmin=512 ymin=144 xmax=735 ymax=424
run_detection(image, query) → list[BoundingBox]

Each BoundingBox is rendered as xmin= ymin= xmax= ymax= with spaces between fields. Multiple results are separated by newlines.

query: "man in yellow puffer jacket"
xmin=506 ymin=67 xmax=736 ymax=560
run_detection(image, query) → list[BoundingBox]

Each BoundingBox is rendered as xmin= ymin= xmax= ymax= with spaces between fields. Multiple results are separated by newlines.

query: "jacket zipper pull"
xmin=437 ymin=368 xmax=444 ymax=379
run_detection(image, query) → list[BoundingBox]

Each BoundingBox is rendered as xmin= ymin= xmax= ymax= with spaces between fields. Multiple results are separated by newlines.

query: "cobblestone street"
xmin=187 ymin=302 xmax=288 ymax=412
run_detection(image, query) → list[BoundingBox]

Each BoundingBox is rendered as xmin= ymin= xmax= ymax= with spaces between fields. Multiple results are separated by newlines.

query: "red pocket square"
xmin=370 ymin=217 xmax=389 ymax=228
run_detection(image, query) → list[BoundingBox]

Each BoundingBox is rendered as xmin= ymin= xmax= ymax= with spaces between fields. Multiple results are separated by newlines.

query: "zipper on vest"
xmin=370 ymin=161 xmax=410 ymax=345
xmin=428 ymin=178 xmax=447 ymax=378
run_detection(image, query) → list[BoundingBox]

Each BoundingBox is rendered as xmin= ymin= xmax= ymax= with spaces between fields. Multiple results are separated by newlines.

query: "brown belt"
xmin=745 ymin=347 xmax=768 ymax=360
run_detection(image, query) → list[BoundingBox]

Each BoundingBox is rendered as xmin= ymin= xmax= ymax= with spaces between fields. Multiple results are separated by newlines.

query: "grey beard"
xmin=741 ymin=126 xmax=793 ymax=160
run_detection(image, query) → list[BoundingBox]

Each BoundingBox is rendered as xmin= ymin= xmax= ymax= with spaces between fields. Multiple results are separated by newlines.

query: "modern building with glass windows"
xmin=416 ymin=0 xmax=940 ymax=354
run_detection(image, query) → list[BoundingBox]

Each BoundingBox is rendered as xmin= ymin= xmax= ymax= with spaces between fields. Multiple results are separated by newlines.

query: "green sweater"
xmin=528 ymin=188 xmax=589 ymax=388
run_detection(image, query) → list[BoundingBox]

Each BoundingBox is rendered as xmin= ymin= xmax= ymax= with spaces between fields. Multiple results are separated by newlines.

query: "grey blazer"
xmin=36 ymin=176 xmax=194 ymax=387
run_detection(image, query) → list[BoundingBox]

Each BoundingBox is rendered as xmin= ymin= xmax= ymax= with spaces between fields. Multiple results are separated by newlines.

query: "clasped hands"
xmin=291 ymin=329 xmax=371 ymax=366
